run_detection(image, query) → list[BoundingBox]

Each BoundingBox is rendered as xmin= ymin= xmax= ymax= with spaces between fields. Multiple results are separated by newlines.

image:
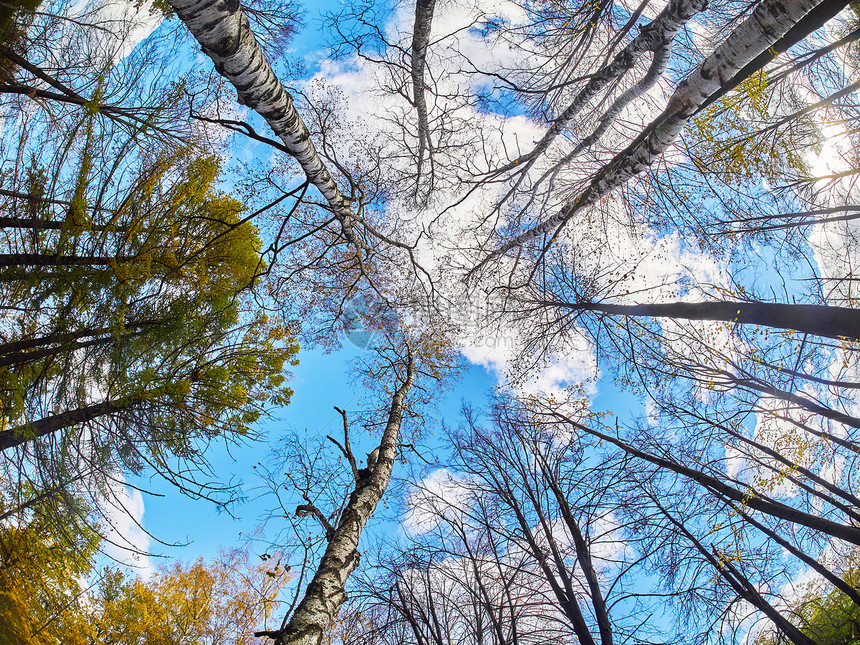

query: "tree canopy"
xmin=2 ymin=0 xmax=860 ymax=643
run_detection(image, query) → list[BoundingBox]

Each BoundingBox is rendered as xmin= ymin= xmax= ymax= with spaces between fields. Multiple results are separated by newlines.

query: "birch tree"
xmin=483 ymin=0 xmax=844 ymax=263
xmin=253 ymin=330 xmax=457 ymax=645
xmin=166 ymin=0 xmax=368 ymax=250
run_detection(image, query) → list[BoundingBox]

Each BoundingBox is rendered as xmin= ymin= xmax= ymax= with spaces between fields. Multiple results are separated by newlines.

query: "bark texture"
xmin=696 ymin=0 xmax=851 ymax=112
xmin=498 ymin=0 xmax=708 ymax=174
xmin=0 ymin=396 xmax=145 ymax=452
xmin=556 ymin=299 xmax=860 ymax=341
xmin=411 ymin=0 xmax=436 ymax=181
xmin=167 ymin=0 xmax=366 ymax=249
xmin=492 ymin=0 xmax=837 ymax=257
xmin=270 ymin=355 xmax=415 ymax=645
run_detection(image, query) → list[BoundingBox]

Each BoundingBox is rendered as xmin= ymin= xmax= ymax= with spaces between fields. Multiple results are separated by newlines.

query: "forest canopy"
xmin=1 ymin=0 xmax=860 ymax=643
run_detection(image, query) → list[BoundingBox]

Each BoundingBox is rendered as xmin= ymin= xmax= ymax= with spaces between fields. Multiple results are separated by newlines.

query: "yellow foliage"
xmin=85 ymin=549 xmax=291 ymax=645
xmin=687 ymin=73 xmax=808 ymax=185
xmin=0 ymin=494 xmax=98 ymax=645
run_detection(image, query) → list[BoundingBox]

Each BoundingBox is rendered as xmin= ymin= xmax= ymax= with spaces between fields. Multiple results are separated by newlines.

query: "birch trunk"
xmin=411 ymin=0 xmax=436 ymax=183
xmin=497 ymin=0 xmax=708 ymax=174
xmin=696 ymin=0 xmax=851 ymax=112
xmin=264 ymin=354 xmax=416 ymax=645
xmin=167 ymin=0 xmax=366 ymax=249
xmin=492 ymin=0 xmax=839 ymax=258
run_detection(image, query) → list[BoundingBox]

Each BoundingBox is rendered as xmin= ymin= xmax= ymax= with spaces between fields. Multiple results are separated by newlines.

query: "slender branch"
xmin=327 ymin=406 xmax=359 ymax=482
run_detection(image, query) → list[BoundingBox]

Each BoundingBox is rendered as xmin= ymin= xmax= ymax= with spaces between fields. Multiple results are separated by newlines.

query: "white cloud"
xmin=65 ymin=0 xmax=164 ymax=64
xmin=588 ymin=510 xmax=631 ymax=567
xmin=402 ymin=468 xmax=472 ymax=537
xmin=725 ymin=442 xmax=748 ymax=482
xmin=99 ymin=472 xmax=153 ymax=576
xmin=295 ymin=0 xmax=736 ymax=403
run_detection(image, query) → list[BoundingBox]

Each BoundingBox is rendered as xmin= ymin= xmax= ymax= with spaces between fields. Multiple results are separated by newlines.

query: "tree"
xmin=351 ymin=396 xmax=663 ymax=645
xmin=478 ymin=0 xmax=847 ymax=262
xmin=2 ymin=0 xmax=859 ymax=639
xmin=344 ymin=388 xmax=860 ymax=645
xmin=757 ymin=554 xmax=860 ymax=644
xmin=166 ymin=0 xmax=367 ymax=250
xmin=252 ymin=327 xmax=457 ymax=645
xmin=0 ymin=138 xmax=297 ymax=461
xmin=522 ymin=389 xmax=860 ymax=644
xmin=0 ymin=491 xmax=292 ymax=645
xmin=85 ymin=549 xmax=291 ymax=645
xmin=0 ymin=485 xmax=99 ymax=645
xmin=0 ymin=29 xmax=299 ymax=550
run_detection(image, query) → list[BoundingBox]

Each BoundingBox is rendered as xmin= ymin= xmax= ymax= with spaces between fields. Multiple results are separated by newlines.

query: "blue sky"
xmin=119 ymin=0 xmax=692 ymax=577
xmin=130 ymin=339 xmax=502 ymax=568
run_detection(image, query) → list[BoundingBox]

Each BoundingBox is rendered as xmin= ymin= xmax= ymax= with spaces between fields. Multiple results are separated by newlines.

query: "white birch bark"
xmin=494 ymin=0 xmax=708 ymax=175
xmin=167 ymin=0 xmax=366 ymax=249
xmin=260 ymin=354 xmax=415 ymax=645
xmin=411 ymin=0 xmax=436 ymax=183
xmin=490 ymin=0 xmax=837 ymax=259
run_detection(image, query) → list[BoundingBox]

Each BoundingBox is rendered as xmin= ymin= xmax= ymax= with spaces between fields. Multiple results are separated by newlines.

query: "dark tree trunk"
xmin=560 ymin=300 xmax=860 ymax=342
xmin=0 ymin=395 xmax=145 ymax=452
xmin=0 ymin=253 xmax=133 ymax=267
xmin=564 ymin=417 xmax=860 ymax=546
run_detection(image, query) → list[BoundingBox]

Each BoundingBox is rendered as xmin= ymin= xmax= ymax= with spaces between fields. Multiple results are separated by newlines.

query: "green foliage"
xmin=0 ymin=109 xmax=298 ymax=535
xmin=0 ymin=139 xmax=297 ymax=443
xmin=0 ymin=0 xmax=43 ymax=75
xmin=756 ymin=562 xmax=860 ymax=645
xmin=136 ymin=0 xmax=174 ymax=17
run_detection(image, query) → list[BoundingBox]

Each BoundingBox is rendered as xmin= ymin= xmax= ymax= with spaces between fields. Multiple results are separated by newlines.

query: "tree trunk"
xmin=0 ymin=326 xmax=149 ymax=367
xmin=167 ymin=0 xmax=366 ymax=250
xmin=0 ymin=320 xmax=158 ymax=356
xmin=718 ymin=494 xmax=860 ymax=607
xmin=0 ymin=395 xmax=147 ymax=452
xmin=491 ymin=0 xmax=838 ymax=258
xmin=695 ymin=0 xmax=852 ymax=112
xmin=0 ymin=253 xmax=133 ymax=266
xmin=563 ymin=416 xmax=860 ymax=546
xmin=411 ymin=0 xmax=436 ymax=184
xmin=0 ymin=327 xmax=114 ymax=355
xmin=652 ymin=497 xmax=818 ymax=645
xmin=557 ymin=299 xmax=860 ymax=341
xmin=544 ymin=477 xmax=613 ymax=645
xmin=269 ymin=354 xmax=415 ymax=645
